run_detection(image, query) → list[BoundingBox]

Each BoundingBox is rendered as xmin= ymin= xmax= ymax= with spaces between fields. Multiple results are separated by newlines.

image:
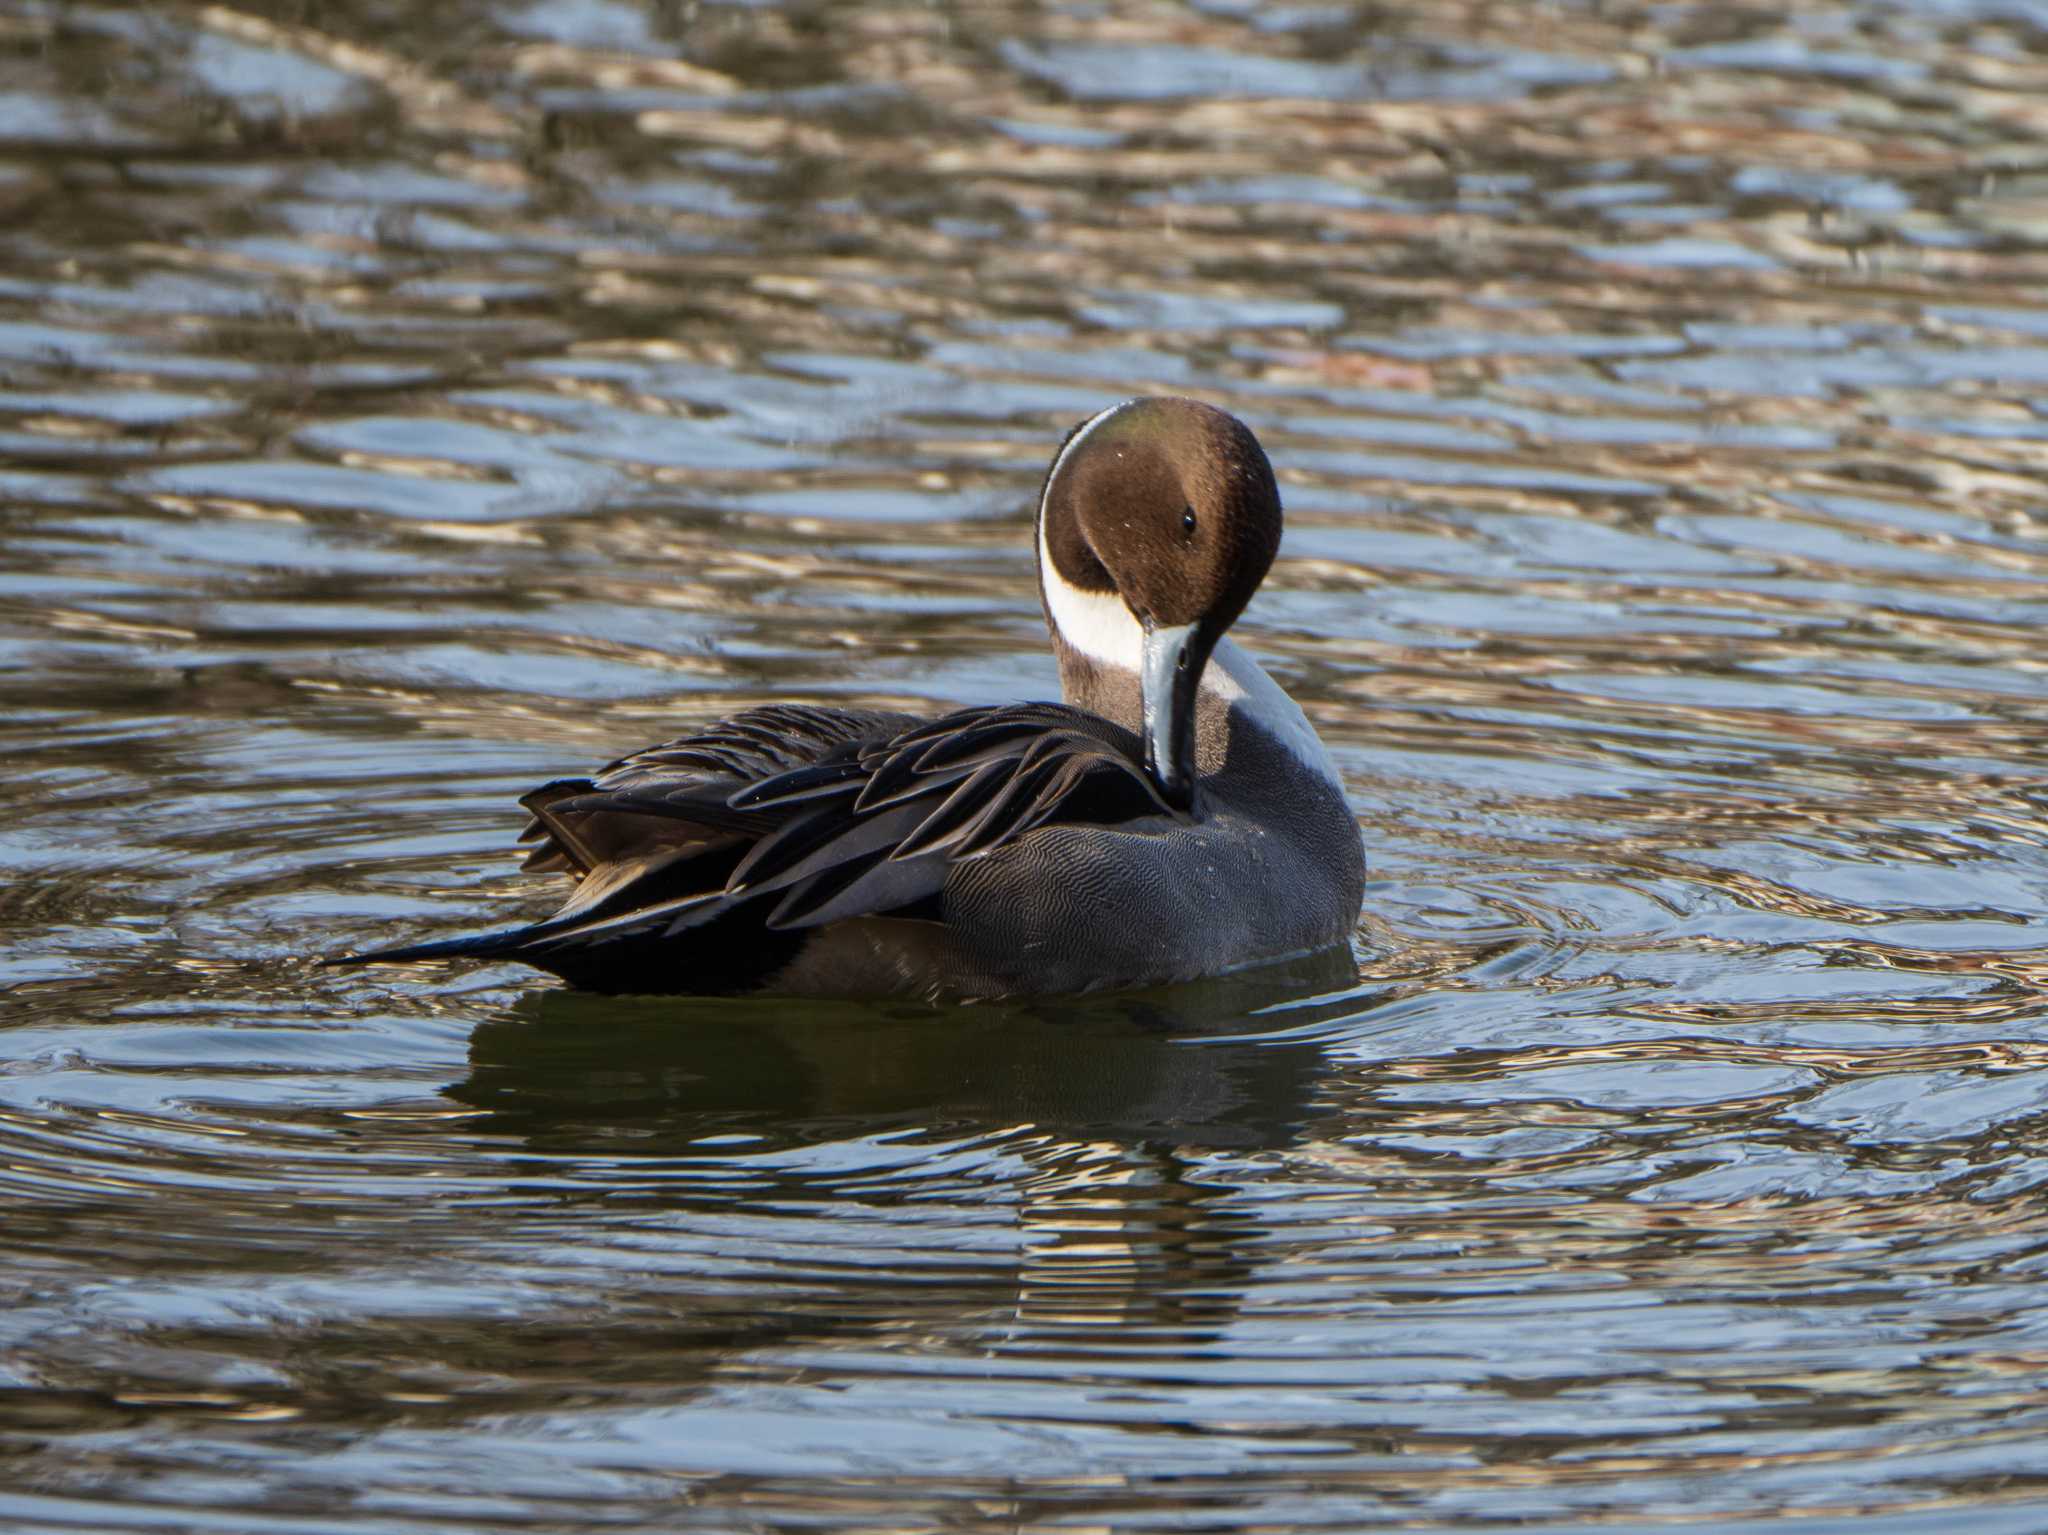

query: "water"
xmin=5 ymin=0 xmax=2048 ymax=1528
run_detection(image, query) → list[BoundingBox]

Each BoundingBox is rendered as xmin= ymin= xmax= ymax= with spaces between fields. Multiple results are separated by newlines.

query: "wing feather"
xmin=334 ymin=700 xmax=1178 ymax=986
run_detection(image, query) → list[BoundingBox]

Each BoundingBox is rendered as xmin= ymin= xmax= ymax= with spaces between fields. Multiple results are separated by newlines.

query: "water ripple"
xmin=4 ymin=0 xmax=2048 ymax=1530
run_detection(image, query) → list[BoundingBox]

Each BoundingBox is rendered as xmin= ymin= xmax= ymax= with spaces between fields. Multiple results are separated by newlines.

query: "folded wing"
xmin=331 ymin=701 xmax=1171 ymax=987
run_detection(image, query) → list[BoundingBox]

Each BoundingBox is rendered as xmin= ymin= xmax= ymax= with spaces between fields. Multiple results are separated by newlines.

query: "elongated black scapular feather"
xmin=329 ymin=700 xmax=1178 ymax=993
xmin=766 ymin=847 xmax=948 ymax=931
xmin=881 ymin=759 xmax=1013 ymax=862
xmin=918 ymin=755 xmax=1071 ymax=860
xmin=726 ymin=758 xmax=866 ymax=811
xmin=737 ymin=798 xmax=933 ymax=899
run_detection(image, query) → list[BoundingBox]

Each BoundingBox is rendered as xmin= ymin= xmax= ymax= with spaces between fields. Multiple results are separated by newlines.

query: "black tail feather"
xmin=323 ymin=926 xmax=546 ymax=968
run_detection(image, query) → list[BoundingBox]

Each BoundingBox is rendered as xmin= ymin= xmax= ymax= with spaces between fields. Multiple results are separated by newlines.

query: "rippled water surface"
xmin=6 ymin=0 xmax=2048 ymax=1529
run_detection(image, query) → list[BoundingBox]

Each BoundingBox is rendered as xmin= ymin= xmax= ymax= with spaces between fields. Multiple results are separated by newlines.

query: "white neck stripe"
xmin=1033 ymin=410 xmax=1342 ymax=792
xmin=1036 ymin=397 xmax=1144 ymax=677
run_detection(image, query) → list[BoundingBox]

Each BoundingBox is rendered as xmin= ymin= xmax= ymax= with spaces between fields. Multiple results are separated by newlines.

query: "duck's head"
xmin=1035 ymin=396 xmax=1283 ymax=811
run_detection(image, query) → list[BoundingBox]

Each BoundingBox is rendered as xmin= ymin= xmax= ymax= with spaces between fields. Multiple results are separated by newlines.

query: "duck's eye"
xmin=1181 ymin=506 xmax=1197 ymax=538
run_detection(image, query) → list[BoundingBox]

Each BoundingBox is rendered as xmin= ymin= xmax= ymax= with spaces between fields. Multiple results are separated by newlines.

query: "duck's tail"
xmin=321 ymin=892 xmax=803 ymax=995
xmin=322 ymin=927 xmax=543 ymax=968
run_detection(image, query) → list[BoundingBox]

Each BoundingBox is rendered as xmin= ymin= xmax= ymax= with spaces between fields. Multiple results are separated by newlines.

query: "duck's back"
xmin=333 ymin=696 xmax=1361 ymax=999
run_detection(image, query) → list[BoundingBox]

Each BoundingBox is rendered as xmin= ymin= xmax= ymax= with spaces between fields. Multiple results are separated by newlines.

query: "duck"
xmin=331 ymin=396 xmax=1365 ymax=998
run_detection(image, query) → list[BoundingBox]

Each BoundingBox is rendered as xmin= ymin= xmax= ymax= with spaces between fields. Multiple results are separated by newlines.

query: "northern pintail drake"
xmin=333 ymin=397 xmax=1364 ymax=998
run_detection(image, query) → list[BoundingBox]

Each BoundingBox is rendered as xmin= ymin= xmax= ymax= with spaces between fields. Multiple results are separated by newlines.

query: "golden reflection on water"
xmin=4 ymin=0 xmax=2048 ymax=1529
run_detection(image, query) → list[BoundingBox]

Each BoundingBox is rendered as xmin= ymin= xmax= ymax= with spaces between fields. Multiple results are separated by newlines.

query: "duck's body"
xmin=334 ymin=398 xmax=1364 ymax=999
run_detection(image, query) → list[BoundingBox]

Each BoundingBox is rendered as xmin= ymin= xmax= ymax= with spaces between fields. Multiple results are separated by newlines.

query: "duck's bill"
xmin=1140 ymin=619 xmax=1203 ymax=812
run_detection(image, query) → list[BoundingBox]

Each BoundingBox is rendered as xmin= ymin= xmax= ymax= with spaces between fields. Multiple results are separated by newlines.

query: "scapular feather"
xmin=332 ymin=699 xmax=1176 ymax=982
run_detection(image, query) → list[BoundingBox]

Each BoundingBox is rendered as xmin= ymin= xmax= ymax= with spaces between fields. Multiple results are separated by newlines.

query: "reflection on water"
xmin=459 ymin=953 xmax=1361 ymax=1151
xmin=5 ymin=0 xmax=2048 ymax=1529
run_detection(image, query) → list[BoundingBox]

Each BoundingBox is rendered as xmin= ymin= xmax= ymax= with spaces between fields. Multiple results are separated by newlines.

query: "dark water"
xmin=6 ymin=0 xmax=2048 ymax=1528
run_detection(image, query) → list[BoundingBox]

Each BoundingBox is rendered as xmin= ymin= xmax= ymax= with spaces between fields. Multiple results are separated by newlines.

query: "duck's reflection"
xmin=454 ymin=947 xmax=1362 ymax=1149
xmin=450 ymin=948 xmax=1370 ymax=1346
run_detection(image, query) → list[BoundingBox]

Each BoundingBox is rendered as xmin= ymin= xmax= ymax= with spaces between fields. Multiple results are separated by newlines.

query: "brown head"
xmin=1034 ymin=397 xmax=1284 ymax=809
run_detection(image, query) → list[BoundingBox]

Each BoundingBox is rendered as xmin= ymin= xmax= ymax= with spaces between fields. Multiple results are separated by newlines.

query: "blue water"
xmin=4 ymin=1 xmax=2048 ymax=1528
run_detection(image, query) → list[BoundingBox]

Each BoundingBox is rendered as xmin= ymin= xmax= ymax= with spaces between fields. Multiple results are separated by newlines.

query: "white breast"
xmin=1201 ymin=634 xmax=1346 ymax=793
xmin=1036 ymin=515 xmax=1344 ymax=795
